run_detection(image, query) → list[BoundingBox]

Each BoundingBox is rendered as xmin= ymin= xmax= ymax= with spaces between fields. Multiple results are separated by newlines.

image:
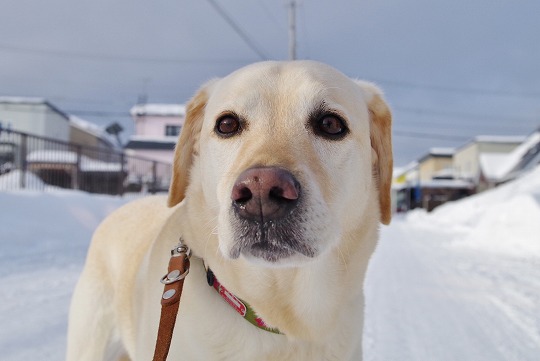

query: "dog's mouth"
xmin=229 ymin=214 xmax=317 ymax=263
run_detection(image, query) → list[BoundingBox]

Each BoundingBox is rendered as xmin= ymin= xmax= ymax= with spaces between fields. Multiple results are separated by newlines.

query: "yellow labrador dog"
xmin=67 ymin=60 xmax=392 ymax=361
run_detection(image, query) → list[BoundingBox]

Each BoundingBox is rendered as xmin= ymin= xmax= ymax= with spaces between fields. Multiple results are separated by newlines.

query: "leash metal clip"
xmin=160 ymin=238 xmax=191 ymax=285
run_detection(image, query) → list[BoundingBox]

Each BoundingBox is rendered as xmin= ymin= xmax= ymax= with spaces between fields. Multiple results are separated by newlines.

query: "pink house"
xmin=125 ymin=103 xmax=185 ymax=164
xmin=123 ymin=104 xmax=185 ymax=192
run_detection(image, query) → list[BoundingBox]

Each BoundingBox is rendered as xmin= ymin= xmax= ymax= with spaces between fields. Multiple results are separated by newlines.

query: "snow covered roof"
xmin=479 ymin=130 xmax=540 ymax=181
xmin=130 ymin=103 xmax=186 ymax=117
xmin=418 ymin=148 xmax=454 ymax=163
xmin=479 ymin=153 xmax=509 ymax=180
xmin=69 ymin=116 xmax=104 ymax=137
xmin=27 ymin=150 xmax=122 ymax=172
xmin=429 ymin=147 xmax=455 ymax=156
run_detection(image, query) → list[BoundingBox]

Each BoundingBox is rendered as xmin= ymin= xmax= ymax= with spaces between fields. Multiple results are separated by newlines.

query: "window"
xmin=165 ymin=125 xmax=181 ymax=137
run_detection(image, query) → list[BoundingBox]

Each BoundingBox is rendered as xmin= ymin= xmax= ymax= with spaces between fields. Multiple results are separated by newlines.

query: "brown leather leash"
xmin=152 ymin=239 xmax=191 ymax=361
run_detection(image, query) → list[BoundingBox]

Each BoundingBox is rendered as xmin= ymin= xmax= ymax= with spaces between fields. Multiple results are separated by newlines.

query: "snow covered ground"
xmin=1 ymin=166 xmax=539 ymax=360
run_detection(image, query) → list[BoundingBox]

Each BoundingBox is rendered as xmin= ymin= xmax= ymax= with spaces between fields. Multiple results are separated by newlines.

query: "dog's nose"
xmin=231 ymin=167 xmax=300 ymax=221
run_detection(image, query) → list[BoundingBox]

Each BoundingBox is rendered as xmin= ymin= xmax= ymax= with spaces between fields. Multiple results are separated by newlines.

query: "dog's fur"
xmin=66 ymin=61 xmax=392 ymax=361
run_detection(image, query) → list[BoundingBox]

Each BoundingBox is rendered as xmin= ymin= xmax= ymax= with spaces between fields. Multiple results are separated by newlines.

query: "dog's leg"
xmin=66 ymin=266 xmax=127 ymax=361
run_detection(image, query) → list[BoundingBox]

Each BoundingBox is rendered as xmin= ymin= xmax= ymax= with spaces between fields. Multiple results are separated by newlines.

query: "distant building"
xmin=453 ymin=135 xmax=525 ymax=191
xmin=478 ymin=129 xmax=540 ymax=187
xmin=0 ymin=97 xmax=70 ymax=142
xmin=0 ymin=96 xmax=115 ymax=149
xmin=124 ymin=103 xmax=186 ymax=164
xmin=69 ymin=116 xmax=116 ymax=150
xmin=0 ymin=96 xmax=121 ymax=192
xmin=394 ymin=149 xmax=474 ymax=212
xmin=393 ymin=131 xmax=539 ymax=213
xmin=417 ymin=148 xmax=454 ymax=182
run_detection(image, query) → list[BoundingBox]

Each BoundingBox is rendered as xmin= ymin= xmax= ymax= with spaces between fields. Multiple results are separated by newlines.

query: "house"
xmin=124 ymin=103 xmax=186 ymax=164
xmin=69 ymin=115 xmax=117 ymax=150
xmin=478 ymin=128 xmax=540 ymax=187
xmin=122 ymin=103 xmax=185 ymax=192
xmin=0 ymin=97 xmax=71 ymax=142
xmin=393 ymin=150 xmax=474 ymax=212
xmin=453 ymin=135 xmax=525 ymax=191
xmin=0 ymin=97 xmax=122 ymax=192
xmin=417 ymin=148 xmax=454 ymax=182
xmin=0 ymin=96 xmax=116 ymax=149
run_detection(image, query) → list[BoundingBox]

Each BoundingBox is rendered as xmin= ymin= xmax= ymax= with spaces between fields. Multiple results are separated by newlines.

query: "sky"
xmin=0 ymin=0 xmax=539 ymax=166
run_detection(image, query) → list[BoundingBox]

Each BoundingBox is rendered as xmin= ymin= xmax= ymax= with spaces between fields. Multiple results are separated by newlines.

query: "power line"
xmin=206 ymin=0 xmax=270 ymax=60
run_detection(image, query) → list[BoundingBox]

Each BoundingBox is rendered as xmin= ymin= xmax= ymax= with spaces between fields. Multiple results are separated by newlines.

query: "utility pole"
xmin=288 ymin=0 xmax=297 ymax=60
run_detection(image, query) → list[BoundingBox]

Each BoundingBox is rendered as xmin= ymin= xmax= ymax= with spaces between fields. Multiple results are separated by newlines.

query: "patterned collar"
xmin=205 ymin=267 xmax=282 ymax=334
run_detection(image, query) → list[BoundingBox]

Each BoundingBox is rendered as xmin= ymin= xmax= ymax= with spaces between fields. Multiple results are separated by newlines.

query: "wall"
xmin=453 ymin=142 xmax=478 ymax=181
xmin=418 ymin=156 xmax=453 ymax=182
xmin=134 ymin=115 xmax=183 ymax=138
xmin=0 ymin=102 xmax=69 ymax=142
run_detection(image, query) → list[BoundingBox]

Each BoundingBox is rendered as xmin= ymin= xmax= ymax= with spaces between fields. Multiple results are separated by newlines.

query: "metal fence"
xmin=0 ymin=127 xmax=172 ymax=195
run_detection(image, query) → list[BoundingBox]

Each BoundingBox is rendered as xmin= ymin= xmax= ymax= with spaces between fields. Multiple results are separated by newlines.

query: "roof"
xmin=130 ymin=103 xmax=186 ymax=117
xmin=26 ymin=150 xmax=122 ymax=172
xmin=69 ymin=116 xmax=117 ymax=148
xmin=455 ymin=134 xmax=527 ymax=152
xmin=418 ymin=148 xmax=454 ymax=163
xmin=0 ymin=96 xmax=70 ymax=121
xmin=479 ymin=129 xmax=540 ymax=181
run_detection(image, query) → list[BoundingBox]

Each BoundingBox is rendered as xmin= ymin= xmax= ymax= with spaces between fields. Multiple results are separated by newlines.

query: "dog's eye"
xmin=215 ymin=115 xmax=241 ymax=136
xmin=317 ymin=115 xmax=348 ymax=139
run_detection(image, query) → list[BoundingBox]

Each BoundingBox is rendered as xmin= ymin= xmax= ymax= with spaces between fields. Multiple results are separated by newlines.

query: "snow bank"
xmin=0 ymin=169 xmax=49 ymax=190
xmin=406 ymin=165 xmax=540 ymax=257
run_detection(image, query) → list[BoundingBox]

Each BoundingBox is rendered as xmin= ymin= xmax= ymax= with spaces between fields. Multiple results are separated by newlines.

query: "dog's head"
xmin=168 ymin=61 xmax=392 ymax=267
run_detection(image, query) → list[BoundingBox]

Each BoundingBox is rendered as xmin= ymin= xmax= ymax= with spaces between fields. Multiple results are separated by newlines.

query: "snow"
xmin=0 ymin=169 xmax=50 ymax=190
xmin=69 ymin=115 xmax=106 ymax=138
xmin=479 ymin=152 xmax=509 ymax=179
xmin=1 ymin=165 xmax=540 ymax=360
xmin=0 ymin=190 xmax=135 ymax=360
xmin=493 ymin=130 xmax=540 ymax=180
xmin=429 ymin=147 xmax=455 ymax=156
xmin=130 ymin=103 xmax=186 ymax=117
xmin=27 ymin=150 xmax=122 ymax=172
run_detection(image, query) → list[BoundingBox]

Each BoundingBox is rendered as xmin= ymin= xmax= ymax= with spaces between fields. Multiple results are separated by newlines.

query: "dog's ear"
xmin=355 ymin=81 xmax=393 ymax=224
xmin=167 ymin=80 xmax=216 ymax=207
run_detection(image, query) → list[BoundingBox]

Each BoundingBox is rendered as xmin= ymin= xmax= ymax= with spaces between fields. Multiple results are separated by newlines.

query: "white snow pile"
xmin=0 ymin=169 xmax=50 ymax=190
xmin=406 ymin=164 xmax=540 ymax=257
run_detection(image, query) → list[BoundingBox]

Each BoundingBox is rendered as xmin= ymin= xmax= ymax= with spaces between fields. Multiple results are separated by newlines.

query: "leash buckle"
xmin=160 ymin=238 xmax=191 ymax=285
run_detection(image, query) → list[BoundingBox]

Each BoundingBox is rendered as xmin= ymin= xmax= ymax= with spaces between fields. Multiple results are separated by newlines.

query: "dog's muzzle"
xmin=229 ymin=166 xmax=315 ymax=263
